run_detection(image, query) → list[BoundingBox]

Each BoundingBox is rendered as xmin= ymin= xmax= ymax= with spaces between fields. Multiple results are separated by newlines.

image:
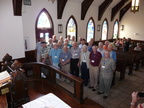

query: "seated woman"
xmin=134 ymin=43 xmax=142 ymax=51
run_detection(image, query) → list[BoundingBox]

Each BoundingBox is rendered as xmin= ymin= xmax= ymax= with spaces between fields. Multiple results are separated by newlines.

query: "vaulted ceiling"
xmin=13 ymin=0 xmax=132 ymax=22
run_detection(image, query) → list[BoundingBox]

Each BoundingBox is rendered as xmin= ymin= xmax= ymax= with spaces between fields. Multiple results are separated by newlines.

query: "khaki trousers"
xmin=89 ymin=64 xmax=99 ymax=89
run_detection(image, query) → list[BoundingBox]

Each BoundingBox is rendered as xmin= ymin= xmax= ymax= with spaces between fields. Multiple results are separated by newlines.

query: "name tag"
xmin=91 ymin=60 xmax=94 ymax=63
xmin=102 ymin=66 xmax=105 ymax=68
xmin=75 ymin=53 xmax=78 ymax=56
xmin=83 ymin=60 xmax=86 ymax=62
xmin=62 ymin=59 xmax=65 ymax=61
xmin=55 ymin=56 xmax=57 ymax=58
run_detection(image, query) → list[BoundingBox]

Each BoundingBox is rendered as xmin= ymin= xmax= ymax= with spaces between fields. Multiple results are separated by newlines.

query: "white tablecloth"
xmin=22 ymin=93 xmax=71 ymax=108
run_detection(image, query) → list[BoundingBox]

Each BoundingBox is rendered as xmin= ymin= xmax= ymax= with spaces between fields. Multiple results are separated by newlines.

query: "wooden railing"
xmin=22 ymin=62 xmax=84 ymax=104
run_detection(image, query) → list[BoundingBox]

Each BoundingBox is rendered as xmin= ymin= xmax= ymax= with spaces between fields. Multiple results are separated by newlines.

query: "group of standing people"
xmin=35 ymin=35 xmax=116 ymax=99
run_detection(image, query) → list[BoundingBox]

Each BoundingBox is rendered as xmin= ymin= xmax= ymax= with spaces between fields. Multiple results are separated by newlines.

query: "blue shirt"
xmin=60 ymin=51 xmax=71 ymax=63
xmin=88 ymin=46 xmax=92 ymax=52
xmin=110 ymin=50 xmax=117 ymax=62
xmin=49 ymin=48 xmax=62 ymax=64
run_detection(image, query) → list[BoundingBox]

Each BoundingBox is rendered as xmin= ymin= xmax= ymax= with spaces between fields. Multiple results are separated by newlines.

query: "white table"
xmin=22 ymin=93 xmax=71 ymax=108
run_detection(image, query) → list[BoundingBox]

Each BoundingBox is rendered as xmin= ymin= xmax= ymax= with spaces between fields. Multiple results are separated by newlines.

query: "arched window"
xmin=35 ymin=8 xmax=54 ymax=43
xmin=66 ymin=16 xmax=77 ymax=41
xmin=86 ymin=18 xmax=95 ymax=42
xmin=113 ymin=20 xmax=119 ymax=39
xmin=101 ymin=19 xmax=108 ymax=40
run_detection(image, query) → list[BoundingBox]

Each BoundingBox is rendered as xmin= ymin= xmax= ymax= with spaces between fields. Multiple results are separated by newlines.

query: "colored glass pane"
xmin=113 ymin=21 xmax=118 ymax=39
xmin=102 ymin=20 xmax=108 ymax=40
xmin=67 ymin=18 xmax=76 ymax=37
xmin=87 ymin=19 xmax=94 ymax=42
xmin=37 ymin=12 xmax=51 ymax=28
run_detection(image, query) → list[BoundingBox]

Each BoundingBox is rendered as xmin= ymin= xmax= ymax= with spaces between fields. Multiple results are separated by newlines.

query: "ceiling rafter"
xmin=57 ymin=0 xmax=68 ymax=19
xmin=81 ymin=0 xmax=94 ymax=20
xmin=119 ymin=2 xmax=131 ymax=22
xmin=111 ymin=0 xmax=128 ymax=21
xmin=12 ymin=0 xmax=22 ymax=16
xmin=98 ymin=0 xmax=113 ymax=21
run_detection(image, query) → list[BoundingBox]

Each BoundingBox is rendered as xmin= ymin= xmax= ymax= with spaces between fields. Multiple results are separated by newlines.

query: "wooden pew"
xmin=116 ymin=50 xmax=135 ymax=75
xmin=22 ymin=62 xmax=84 ymax=104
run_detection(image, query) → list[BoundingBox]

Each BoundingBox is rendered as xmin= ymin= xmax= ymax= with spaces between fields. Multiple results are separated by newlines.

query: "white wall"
xmin=22 ymin=0 xmax=119 ymax=51
xmin=0 ymin=0 xmax=25 ymax=60
xmin=119 ymin=0 xmax=144 ymax=40
xmin=1 ymin=0 xmax=144 ymax=60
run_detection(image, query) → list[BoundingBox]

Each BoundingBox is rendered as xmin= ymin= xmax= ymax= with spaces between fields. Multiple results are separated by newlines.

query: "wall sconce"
xmin=121 ymin=25 xmax=124 ymax=31
xmin=131 ymin=0 xmax=140 ymax=13
xmin=97 ymin=24 xmax=100 ymax=31
xmin=58 ymin=24 xmax=62 ymax=33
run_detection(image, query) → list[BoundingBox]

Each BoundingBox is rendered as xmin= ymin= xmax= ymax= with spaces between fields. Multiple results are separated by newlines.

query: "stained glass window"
xmin=102 ymin=20 xmax=108 ymax=40
xmin=67 ymin=18 xmax=76 ymax=37
xmin=87 ymin=19 xmax=94 ymax=42
xmin=37 ymin=12 xmax=51 ymax=28
xmin=113 ymin=20 xmax=119 ymax=39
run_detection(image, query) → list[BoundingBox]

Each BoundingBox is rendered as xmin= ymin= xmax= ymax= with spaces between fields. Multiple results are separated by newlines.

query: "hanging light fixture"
xmin=131 ymin=0 xmax=140 ymax=13
xmin=48 ymin=0 xmax=56 ymax=3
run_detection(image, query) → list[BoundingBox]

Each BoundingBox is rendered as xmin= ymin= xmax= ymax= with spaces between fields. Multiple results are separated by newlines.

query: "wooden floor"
xmin=0 ymin=80 xmax=103 ymax=108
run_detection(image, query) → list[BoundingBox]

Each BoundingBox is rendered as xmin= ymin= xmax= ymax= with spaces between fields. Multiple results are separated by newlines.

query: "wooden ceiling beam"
xmin=119 ymin=2 xmax=131 ymax=22
xmin=12 ymin=0 xmax=22 ymax=16
xmin=111 ymin=0 xmax=128 ymax=21
xmin=81 ymin=0 xmax=94 ymax=20
xmin=98 ymin=0 xmax=113 ymax=21
xmin=57 ymin=0 xmax=68 ymax=19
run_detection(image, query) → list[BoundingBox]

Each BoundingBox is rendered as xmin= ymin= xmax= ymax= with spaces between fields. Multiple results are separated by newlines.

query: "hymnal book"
xmin=0 ymin=71 xmax=11 ymax=84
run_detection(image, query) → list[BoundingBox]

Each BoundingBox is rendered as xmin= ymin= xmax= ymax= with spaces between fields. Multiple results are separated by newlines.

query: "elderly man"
xmin=47 ymin=38 xmax=53 ymax=49
xmin=103 ymin=41 xmax=109 ymax=50
xmin=97 ymin=50 xmax=116 ymax=99
xmin=52 ymin=35 xmax=58 ymax=43
xmin=97 ymin=42 xmax=105 ymax=56
xmin=40 ymin=42 xmax=50 ymax=65
xmin=57 ymin=40 xmax=63 ymax=49
xmin=78 ymin=39 xmax=86 ymax=49
xmin=70 ymin=41 xmax=81 ymax=77
xmin=35 ymin=37 xmax=45 ymax=62
xmin=79 ymin=45 xmax=90 ymax=86
xmin=49 ymin=43 xmax=62 ymax=68
xmin=60 ymin=45 xmax=72 ymax=83
xmin=108 ymin=44 xmax=117 ymax=62
xmin=89 ymin=45 xmax=102 ymax=91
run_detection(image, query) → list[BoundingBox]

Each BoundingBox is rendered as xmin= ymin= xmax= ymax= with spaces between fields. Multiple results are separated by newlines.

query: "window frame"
xmin=86 ymin=17 xmax=95 ymax=42
xmin=112 ymin=19 xmax=119 ymax=39
xmin=101 ymin=18 xmax=109 ymax=40
xmin=66 ymin=15 xmax=78 ymax=41
xmin=35 ymin=8 xmax=54 ymax=43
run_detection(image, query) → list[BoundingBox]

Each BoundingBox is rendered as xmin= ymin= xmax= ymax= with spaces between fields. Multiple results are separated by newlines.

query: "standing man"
xmin=79 ymin=45 xmax=90 ymax=86
xmin=108 ymin=44 xmax=117 ymax=62
xmin=35 ymin=37 xmax=45 ymax=62
xmin=59 ymin=45 xmax=72 ymax=83
xmin=97 ymin=50 xmax=116 ymax=99
xmin=78 ymin=39 xmax=86 ymax=49
xmin=89 ymin=45 xmax=102 ymax=91
xmin=49 ymin=43 xmax=62 ymax=68
xmin=40 ymin=41 xmax=50 ymax=65
xmin=97 ymin=42 xmax=106 ymax=57
xmin=70 ymin=42 xmax=81 ymax=77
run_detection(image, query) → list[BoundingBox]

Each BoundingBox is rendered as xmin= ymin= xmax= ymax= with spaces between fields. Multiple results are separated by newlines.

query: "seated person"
xmin=130 ymin=92 xmax=144 ymax=108
xmin=134 ymin=43 xmax=142 ymax=51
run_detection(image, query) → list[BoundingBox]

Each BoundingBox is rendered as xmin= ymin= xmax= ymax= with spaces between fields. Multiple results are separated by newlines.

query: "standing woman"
xmin=79 ymin=45 xmax=90 ymax=86
xmin=97 ymin=50 xmax=116 ymax=99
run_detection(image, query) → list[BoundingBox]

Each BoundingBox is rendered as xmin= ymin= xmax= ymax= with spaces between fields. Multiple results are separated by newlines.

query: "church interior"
xmin=0 ymin=0 xmax=144 ymax=108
